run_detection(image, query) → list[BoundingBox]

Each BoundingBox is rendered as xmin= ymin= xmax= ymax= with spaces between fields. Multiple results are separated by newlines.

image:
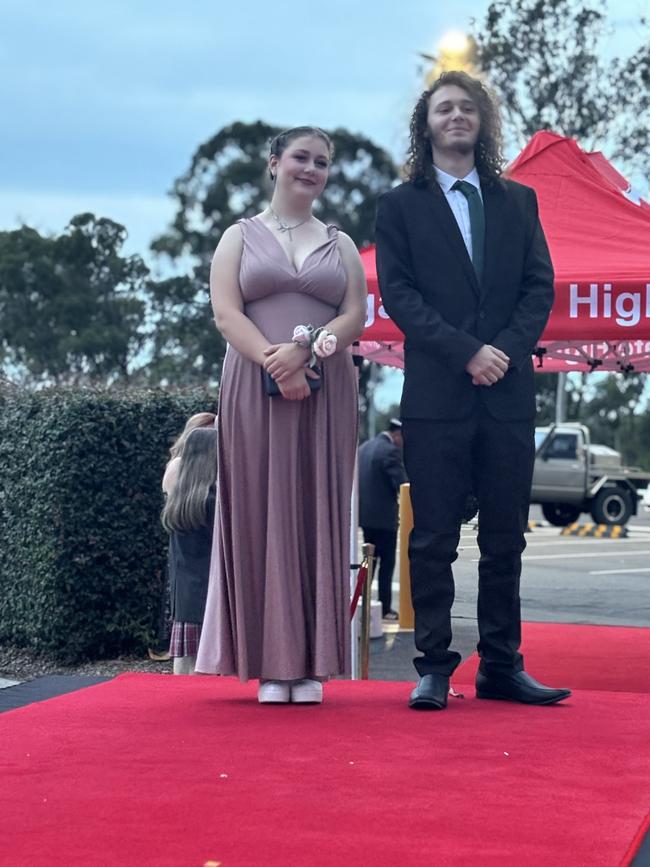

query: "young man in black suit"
xmin=358 ymin=419 xmax=408 ymax=620
xmin=375 ymin=71 xmax=571 ymax=710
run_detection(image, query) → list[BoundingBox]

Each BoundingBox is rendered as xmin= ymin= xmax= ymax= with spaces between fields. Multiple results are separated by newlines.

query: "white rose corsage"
xmin=292 ymin=324 xmax=314 ymax=348
xmin=291 ymin=324 xmax=337 ymax=368
xmin=312 ymin=328 xmax=338 ymax=359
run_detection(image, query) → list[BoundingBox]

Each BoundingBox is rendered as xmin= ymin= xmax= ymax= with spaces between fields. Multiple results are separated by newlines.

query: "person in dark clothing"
xmin=359 ymin=419 xmax=408 ymax=620
xmin=161 ymin=427 xmax=218 ymax=675
xmin=376 ymin=70 xmax=571 ymax=710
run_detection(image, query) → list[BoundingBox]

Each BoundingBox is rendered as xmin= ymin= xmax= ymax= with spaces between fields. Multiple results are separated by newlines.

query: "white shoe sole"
xmin=258 ymin=681 xmax=291 ymax=703
xmin=291 ymin=680 xmax=323 ymax=703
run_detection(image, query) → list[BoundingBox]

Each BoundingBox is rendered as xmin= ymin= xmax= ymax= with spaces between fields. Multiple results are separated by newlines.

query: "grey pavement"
xmin=0 ymin=675 xmax=111 ymax=713
xmin=369 ymin=617 xmax=478 ymax=682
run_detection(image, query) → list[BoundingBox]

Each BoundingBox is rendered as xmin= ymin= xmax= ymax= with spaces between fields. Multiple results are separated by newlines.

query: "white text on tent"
xmin=365 ymin=294 xmax=392 ymax=328
xmin=569 ymin=283 xmax=650 ymax=327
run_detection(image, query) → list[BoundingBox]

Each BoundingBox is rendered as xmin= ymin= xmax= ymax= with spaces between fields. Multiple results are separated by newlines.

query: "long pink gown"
xmin=195 ymin=217 xmax=358 ymax=681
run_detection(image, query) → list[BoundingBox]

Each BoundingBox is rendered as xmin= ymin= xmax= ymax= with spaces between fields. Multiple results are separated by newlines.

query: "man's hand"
xmin=465 ymin=345 xmax=510 ymax=386
xmin=263 ymin=342 xmax=310 ymax=382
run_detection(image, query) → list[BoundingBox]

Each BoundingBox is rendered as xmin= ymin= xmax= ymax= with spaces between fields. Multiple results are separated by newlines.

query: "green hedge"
xmin=0 ymin=386 xmax=216 ymax=662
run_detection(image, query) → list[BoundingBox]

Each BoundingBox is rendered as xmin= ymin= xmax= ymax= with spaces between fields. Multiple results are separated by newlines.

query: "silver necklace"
xmin=269 ymin=207 xmax=311 ymax=241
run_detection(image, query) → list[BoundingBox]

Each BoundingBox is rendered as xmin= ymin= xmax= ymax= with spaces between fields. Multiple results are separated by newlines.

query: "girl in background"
xmin=163 ymin=412 xmax=217 ymax=495
xmin=149 ymin=411 xmax=217 ymax=661
xmin=162 ymin=427 xmax=218 ymax=675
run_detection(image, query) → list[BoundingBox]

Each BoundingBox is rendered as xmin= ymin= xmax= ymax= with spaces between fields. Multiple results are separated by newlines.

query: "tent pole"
xmin=555 ymin=372 xmax=568 ymax=424
xmin=367 ymin=363 xmax=378 ymax=438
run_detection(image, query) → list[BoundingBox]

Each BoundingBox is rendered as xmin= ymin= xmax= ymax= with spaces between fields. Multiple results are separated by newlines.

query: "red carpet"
xmin=2 ymin=674 xmax=649 ymax=867
xmin=455 ymin=622 xmax=650 ymax=693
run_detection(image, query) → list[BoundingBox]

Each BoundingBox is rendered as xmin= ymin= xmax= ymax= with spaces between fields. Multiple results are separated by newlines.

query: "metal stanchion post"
xmin=360 ymin=542 xmax=374 ymax=680
xmin=350 ymin=340 xmax=363 ymax=680
xmin=398 ymin=483 xmax=415 ymax=629
xmin=350 ymin=456 xmax=360 ymax=680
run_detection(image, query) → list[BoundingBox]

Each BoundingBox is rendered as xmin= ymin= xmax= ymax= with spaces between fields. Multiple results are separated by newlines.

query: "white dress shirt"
xmin=434 ymin=165 xmax=483 ymax=264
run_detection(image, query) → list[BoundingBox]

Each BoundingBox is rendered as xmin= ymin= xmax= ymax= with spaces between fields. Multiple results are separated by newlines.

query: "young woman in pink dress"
xmin=195 ymin=127 xmax=367 ymax=704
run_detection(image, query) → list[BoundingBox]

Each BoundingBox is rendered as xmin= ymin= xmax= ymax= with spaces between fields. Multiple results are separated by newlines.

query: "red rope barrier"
xmin=350 ymin=561 xmax=368 ymax=619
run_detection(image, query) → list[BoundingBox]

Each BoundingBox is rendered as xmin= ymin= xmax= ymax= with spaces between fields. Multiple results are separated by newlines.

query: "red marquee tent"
xmin=360 ymin=131 xmax=650 ymax=372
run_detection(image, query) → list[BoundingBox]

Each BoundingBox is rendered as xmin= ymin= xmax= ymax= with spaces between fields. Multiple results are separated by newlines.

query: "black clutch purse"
xmin=263 ymin=365 xmax=322 ymax=397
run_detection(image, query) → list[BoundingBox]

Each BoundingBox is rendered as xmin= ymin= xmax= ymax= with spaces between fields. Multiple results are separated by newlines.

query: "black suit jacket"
xmin=375 ymin=178 xmax=554 ymax=421
xmin=358 ymin=433 xmax=408 ymax=530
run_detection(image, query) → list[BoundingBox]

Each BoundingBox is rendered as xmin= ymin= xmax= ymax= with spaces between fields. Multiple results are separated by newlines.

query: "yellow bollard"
xmin=398 ymin=483 xmax=415 ymax=630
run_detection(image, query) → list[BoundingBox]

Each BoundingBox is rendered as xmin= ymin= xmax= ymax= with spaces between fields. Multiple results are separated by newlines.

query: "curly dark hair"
xmin=405 ymin=71 xmax=505 ymax=187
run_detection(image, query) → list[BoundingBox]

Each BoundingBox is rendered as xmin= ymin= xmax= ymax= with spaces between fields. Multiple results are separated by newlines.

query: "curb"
xmin=560 ymin=523 xmax=629 ymax=538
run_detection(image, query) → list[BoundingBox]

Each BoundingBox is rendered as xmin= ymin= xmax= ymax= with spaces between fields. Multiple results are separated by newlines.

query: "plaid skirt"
xmin=169 ymin=622 xmax=201 ymax=658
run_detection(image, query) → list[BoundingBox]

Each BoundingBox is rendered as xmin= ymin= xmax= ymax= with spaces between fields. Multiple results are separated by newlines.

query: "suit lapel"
xmin=420 ymin=184 xmax=480 ymax=298
xmin=481 ymin=181 xmax=506 ymax=298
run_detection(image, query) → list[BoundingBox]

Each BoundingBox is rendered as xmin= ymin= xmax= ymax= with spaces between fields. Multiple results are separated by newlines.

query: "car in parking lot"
xmin=530 ymin=423 xmax=650 ymax=526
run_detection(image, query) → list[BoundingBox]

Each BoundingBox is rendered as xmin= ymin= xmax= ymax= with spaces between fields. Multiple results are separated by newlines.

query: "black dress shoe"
xmin=476 ymin=669 xmax=571 ymax=705
xmin=408 ymin=674 xmax=449 ymax=710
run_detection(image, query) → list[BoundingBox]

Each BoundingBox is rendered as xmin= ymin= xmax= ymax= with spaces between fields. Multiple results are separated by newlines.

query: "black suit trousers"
xmin=402 ymin=406 xmax=535 ymax=677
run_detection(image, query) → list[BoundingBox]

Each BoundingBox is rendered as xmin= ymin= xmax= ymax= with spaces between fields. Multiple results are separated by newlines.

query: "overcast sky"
xmin=2 ymin=0 xmax=647 ymax=262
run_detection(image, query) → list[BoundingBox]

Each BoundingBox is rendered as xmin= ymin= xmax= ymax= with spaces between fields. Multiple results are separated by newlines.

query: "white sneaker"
xmin=291 ymin=679 xmax=323 ymax=704
xmin=257 ymin=680 xmax=291 ymax=703
xmin=172 ymin=655 xmax=196 ymax=675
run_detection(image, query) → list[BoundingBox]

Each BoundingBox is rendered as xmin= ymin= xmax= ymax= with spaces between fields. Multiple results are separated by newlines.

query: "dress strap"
xmin=235 ymin=216 xmax=256 ymax=243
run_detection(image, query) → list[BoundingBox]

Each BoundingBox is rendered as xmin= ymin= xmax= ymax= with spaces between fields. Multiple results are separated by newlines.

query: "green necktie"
xmin=451 ymin=179 xmax=485 ymax=282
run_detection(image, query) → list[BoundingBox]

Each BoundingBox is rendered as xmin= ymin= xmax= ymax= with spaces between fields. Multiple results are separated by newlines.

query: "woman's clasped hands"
xmin=263 ymin=342 xmax=320 ymax=400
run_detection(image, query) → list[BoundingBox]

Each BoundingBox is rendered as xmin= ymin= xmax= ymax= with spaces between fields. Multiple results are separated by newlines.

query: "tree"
xmin=0 ymin=215 xmax=148 ymax=386
xmin=534 ymin=371 xmax=650 ymax=470
xmin=471 ymin=0 xmax=650 ymax=181
xmin=147 ymin=121 xmax=398 ymax=385
xmin=139 ymin=272 xmax=225 ymax=388
xmin=628 ymin=410 xmax=650 ymax=470
xmin=535 ymin=372 xmax=592 ymax=425
xmin=535 ymin=373 xmax=562 ymax=425
xmin=578 ymin=373 xmax=646 ymax=456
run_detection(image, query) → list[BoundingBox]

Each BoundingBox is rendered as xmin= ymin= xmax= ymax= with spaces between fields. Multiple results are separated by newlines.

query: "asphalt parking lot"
xmin=384 ymin=504 xmax=650 ymax=628
xmin=451 ymin=506 xmax=650 ymax=628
